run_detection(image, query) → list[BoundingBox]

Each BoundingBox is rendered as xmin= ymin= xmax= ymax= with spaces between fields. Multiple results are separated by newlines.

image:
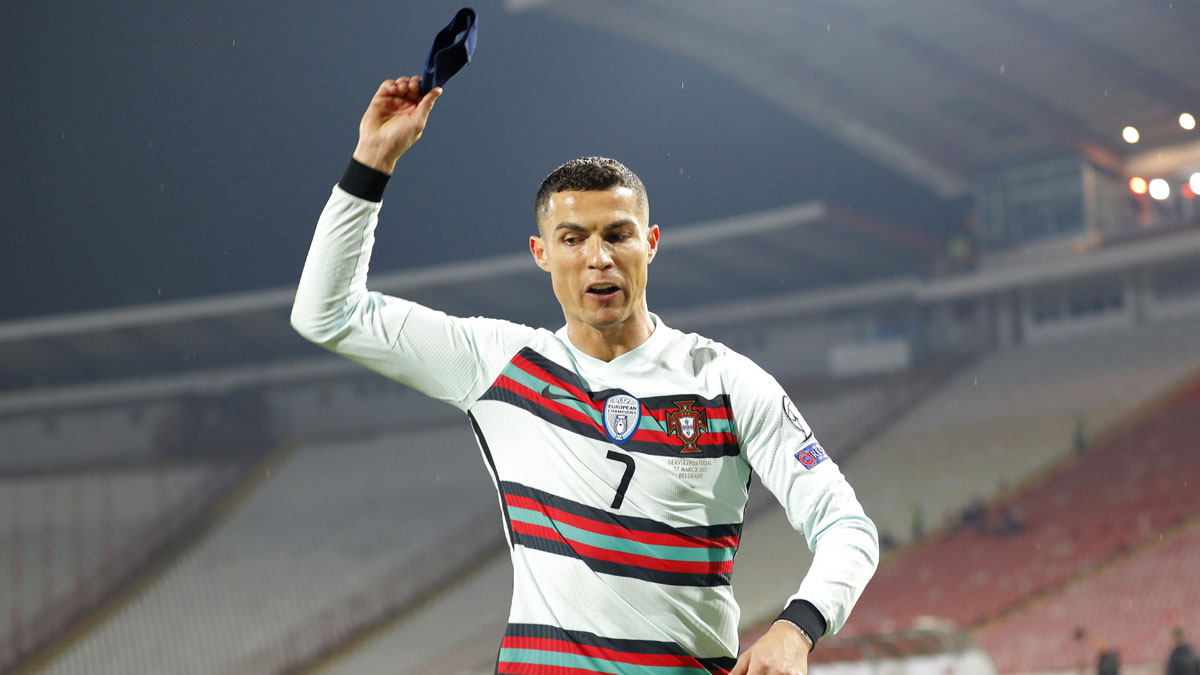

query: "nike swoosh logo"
xmin=540 ymin=384 xmax=577 ymax=402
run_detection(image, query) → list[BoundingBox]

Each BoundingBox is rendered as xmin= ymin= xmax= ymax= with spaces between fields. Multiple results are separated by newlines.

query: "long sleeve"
xmin=725 ymin=352 xmax=879 ymax=641
xmin=291 ymin=164 xmax=535 ymax=410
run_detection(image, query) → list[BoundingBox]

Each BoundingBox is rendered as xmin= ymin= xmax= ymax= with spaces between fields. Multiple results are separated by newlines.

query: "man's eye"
xmin=563 ymin=236 xmax=579 ymax=245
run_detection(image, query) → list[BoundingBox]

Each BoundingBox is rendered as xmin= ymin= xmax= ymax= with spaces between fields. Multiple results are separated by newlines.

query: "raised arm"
xmin=291 ymin=78 xmax=529 ymax=410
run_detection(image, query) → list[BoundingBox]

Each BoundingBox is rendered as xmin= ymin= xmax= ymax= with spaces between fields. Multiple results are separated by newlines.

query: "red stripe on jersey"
xmin=496 ymin=662 xmax=611 ymax=675
xmin=502 ymin=636 xmax=708 ymax=668
xmin=511 ymin=353 xmax=603 ymax=412
xmin=492 ymin=376 xmax=603 ymax=431
xmin=504 ymin=494 xmax=739 ymax=550
xmin=510 ymin=521 xmax=733 ymax=575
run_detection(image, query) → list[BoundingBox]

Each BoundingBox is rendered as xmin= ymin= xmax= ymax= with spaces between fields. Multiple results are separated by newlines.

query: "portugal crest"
xmin=665 ymin=400 xmax=709 ymax=453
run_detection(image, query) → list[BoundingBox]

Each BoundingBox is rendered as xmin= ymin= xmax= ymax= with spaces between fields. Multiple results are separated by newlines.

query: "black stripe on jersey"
xmin=470 ymin=412 xmax=514 ymax=549
xmin=517 ymin=348 xmax=591 ymax=394
xmin=512 ymin=530 xmax=732 ymax=587
xmin=479 ymin=382 xmax=610 ymax=442
xmin=504 ymin=481 xmax=739 ymax=588
xmin=503 ymin=623 xmax=739 ymax=671
xmin=512 ymin=527 xmax=577 ymax=559
xmin=502 ymin=481 xmax=742 ymax=541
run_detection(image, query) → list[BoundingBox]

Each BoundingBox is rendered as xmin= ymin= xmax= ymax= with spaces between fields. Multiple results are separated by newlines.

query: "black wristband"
xmin=339 ymin=158 xmax=390 ymax=203
xmin=775 ymin=600 xmax=827 ymax=650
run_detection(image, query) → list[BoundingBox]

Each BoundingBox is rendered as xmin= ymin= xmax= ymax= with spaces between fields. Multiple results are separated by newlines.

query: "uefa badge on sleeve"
xmin=794 ymin=441 xmax=829 ymax=470
xmin=603 ymin=394 xmax=640 ymax=445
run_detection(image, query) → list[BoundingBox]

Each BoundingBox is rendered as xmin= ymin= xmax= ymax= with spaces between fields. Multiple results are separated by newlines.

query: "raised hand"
xmin=352 ymin=75 xmax=442 ymax=174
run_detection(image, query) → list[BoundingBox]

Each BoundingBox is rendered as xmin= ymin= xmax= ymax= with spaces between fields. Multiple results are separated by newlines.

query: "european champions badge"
xmin=603 ymin=394 xmax=640 ymax=445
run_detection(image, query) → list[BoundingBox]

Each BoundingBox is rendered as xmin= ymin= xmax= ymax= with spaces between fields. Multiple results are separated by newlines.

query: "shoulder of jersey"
xmin=684 ymin=331 xmax=763 ymax=366
xmin=666 ymin=329 xmax=730 ymax=370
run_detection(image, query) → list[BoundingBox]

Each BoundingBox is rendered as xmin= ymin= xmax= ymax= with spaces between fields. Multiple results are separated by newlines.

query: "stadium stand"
xmin=974 ymin=516 xmax=1200 ymax=672
xmin=35 ymin=425 xmax=495 ymax=675
xmin=841 ymin=372 xmax=1200 ymax=639
xmin=783 ymin=358 xmax=969 ymax=467
xmin=0 ymin=403 xmax=166 ymax=470
xmin=224 ymin=510 xmax=504 ymax=675
xmin=15 ymin=312 xmax=1200 ymax=674
xmin=318 ymin=550 xmax=512 ymax=675
xmin=0 ymin=463 xmax=236 ymax=673
xmin=842 ymin=315 xmax=1200 ymax=547
xmin=18 ymin=319 xmax=1199 ymax=675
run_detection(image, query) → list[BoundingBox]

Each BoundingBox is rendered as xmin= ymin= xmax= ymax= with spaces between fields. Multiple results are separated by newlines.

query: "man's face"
xmin=530 ymin=187 xmax=659 ymax=332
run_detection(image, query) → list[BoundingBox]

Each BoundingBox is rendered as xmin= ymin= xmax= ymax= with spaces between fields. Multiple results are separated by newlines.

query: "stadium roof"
xmin=509 ymin=0 xmax=1200 ymax=196
xmin=8 ymin=0 xmax=1200 ymax=405
xmin=0 ymin=201 xmax=937 ymax=398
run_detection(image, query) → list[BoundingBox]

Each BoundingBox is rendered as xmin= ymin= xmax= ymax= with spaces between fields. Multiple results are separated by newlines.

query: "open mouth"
xmin=586 ymin=284 xmax=620 ymax=297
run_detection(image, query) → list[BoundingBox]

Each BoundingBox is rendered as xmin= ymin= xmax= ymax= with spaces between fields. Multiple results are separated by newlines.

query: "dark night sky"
xmin=0 ymin=1 xmax=964 ymax=322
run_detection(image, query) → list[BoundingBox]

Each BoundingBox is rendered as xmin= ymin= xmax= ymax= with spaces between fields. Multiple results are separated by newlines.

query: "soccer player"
xmin=292 ymin=76 xmax=879 ymax=675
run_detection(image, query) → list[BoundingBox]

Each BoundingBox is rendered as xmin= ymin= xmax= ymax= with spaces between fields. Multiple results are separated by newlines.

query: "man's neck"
xmin=565 ymin=311 xmax=655 ymax=362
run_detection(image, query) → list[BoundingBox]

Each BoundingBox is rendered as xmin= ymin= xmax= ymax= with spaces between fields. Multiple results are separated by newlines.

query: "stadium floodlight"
xmin=1129 ymin=176 xmax=1148 ymax=194
xmin=1148 ymin=178 xmax=1170 ymax=200
xmin=1122 ymin=126 xmax=1140 ymax=143
xmin=1190 ymin=172 xmax=1200 ymax=194
xmin=1181 ymin=113 xmax=1196 ymax=131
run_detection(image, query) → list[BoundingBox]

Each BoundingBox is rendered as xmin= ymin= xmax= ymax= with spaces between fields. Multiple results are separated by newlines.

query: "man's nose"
xmin=586 ymin=236 xmax=614 ymax=269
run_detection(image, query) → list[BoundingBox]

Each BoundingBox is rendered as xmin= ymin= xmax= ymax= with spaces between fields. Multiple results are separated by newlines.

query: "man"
xmin=292 ymin=76 xmax=878 ymax=675
xmin=1168 ymin=627 xmax=1200 ymax=675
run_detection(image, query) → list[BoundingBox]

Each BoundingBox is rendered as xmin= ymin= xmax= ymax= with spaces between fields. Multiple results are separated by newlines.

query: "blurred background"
xmin=2 ymin=1 xmax=1199 ymax=673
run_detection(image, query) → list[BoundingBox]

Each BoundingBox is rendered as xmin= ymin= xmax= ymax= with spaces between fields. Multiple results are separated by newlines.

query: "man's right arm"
xmin=291 ymin=77 xmax=530 ymax=409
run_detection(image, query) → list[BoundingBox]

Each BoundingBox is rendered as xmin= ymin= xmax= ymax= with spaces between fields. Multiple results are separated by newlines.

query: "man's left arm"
xmin=726 ymin=354 xmax=879 ymax=674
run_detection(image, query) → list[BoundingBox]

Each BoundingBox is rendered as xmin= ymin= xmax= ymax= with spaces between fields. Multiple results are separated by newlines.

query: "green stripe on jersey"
xmin=499 ymin=647 xmax=711 ymax=675
xmin=502 ymin=366 xmax=603 ymax=423
xmin=508 ymin=506 xmax=735 ymax=563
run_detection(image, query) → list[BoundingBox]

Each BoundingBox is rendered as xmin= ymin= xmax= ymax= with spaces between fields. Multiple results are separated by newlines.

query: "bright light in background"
xmin=1129 ymin=176 xmax=1148 ymax=194
xmin=1122 ymin=126 xmax=1140 ymax=143
xmin=1184 ymin=184 xmax=1196 ymax=200
xmin=1191 ymin=172 xmax=1200 ymax=193
xmin=1181 ymin=113 xmax=1196 ymax=131
xmin=1148 ymin=178 xmax=1170 ymax=200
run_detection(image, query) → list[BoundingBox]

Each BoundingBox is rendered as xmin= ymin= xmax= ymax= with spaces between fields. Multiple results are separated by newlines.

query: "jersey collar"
xmin=556 ymin=313 xmax=667 ymax=373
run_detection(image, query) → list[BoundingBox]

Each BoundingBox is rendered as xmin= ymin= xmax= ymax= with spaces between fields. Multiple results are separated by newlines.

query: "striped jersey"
xmin=293 ymin=183 xmax=879 ymax=674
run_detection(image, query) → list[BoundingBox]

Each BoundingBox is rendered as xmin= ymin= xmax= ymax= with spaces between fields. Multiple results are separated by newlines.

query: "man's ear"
xmin=646 ymin=224 xmax=660 ymax=263
xmin=530 ymin=235 xmax=550 ymax=272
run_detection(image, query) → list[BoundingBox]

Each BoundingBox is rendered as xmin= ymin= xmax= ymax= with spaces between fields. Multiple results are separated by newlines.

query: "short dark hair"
xmin=535 ymin=157 xmax=648 ymax=226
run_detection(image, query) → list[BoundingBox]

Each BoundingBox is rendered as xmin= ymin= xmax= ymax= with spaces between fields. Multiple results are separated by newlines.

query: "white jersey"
xmin=292 ymin=182 xmax=878 ymax=674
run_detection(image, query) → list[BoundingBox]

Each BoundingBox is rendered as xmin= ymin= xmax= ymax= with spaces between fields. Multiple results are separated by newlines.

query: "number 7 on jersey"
xmin=605 ymin=450 xmax=636 ymax=509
